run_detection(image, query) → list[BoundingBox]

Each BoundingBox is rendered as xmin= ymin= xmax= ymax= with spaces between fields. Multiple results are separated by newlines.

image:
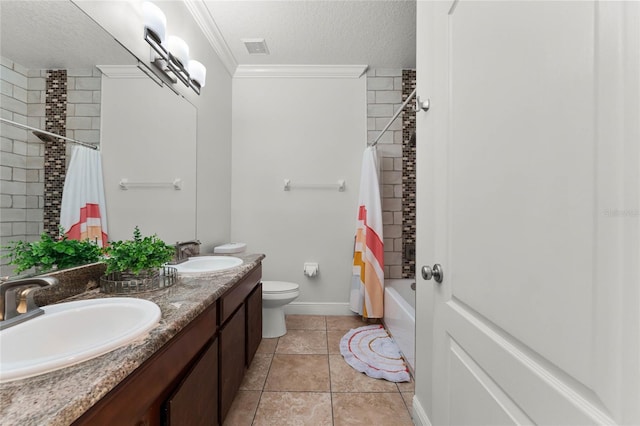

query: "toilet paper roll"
xmin=303 ymin=263 xmax=319 ymax=277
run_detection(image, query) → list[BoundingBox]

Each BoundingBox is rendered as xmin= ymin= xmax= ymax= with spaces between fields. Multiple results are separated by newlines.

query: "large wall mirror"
xmin=0 ymin=1 xmax=197 ymax=278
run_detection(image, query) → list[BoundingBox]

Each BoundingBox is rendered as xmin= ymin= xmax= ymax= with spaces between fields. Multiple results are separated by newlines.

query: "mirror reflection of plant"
xmin=104 ymin=226 xmax=174 ymax=275
xmin=2 ymin=228 xmax=104 ymax=274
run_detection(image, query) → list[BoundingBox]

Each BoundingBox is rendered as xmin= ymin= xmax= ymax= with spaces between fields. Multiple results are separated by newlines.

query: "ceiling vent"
xmin=242 ymin=38 xmax=270 ymax=55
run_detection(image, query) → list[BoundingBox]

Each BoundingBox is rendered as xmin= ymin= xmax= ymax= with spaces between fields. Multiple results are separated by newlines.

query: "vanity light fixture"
xmin=142 ymin=2 xmax=166 ymax=43
xmin=188 ymin=60 xmax=206 ymax=89
xmin=142 ymin=1 xmax=206 ymax=95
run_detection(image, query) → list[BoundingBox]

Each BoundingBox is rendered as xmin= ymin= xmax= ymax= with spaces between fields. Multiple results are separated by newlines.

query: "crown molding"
xmin=183 ymin=0 xmax=237 ymax=77
xmin=96 ymin=65 xmax=146 ymax=78
xmin=234 ymin=65 xmax=368 ymax=79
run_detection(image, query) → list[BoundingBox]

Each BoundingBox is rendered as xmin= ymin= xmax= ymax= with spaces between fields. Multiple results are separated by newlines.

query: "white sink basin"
xmin=0 ymin=298 xmax=160 ymax=383
xmin=172 ymin=256 xmax=243 ymax=274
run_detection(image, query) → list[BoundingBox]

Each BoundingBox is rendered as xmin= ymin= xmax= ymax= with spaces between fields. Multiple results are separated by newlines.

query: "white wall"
xmin=101 ymin=76 xmax=196 ymax=242
xmin=76 ymin=1 xmax=233 ymax=250
xmin=231 ymin=75 xmax=366 ymax=314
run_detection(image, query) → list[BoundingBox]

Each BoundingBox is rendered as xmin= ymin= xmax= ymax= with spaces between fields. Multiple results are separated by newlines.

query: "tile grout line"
xmin=325 ymin=316 xmax=336 ymax=425
xmin=399 ymin=389 xmax=412 ymax=419
xmin=250 ymin=337 xmax=278 ymax=425
xmin=250 ymin=391 xmax=262 ymax=426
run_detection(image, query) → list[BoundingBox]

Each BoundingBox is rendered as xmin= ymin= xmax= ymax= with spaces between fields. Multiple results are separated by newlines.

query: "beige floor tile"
xmin=240 ymin=353 xmax=273 ymax=391
xmin=332 ymin=392 xmax=414 ymax=426
xmin=327 ymin=330 xmax=345 ymax=354
xmin=329 ymin=355 xmax=399 ymax=393
xmin=397 ymin=377 xmax=415 ymax=393
xmin=222 ymin=390 xmax=261 ymax=426
xmin=264 ymin=354 xmax=330 ymax=392
xmin=276 ymin=329 xmax=328 ymax=354
xmin=326 ymin=315 xmax=370 ymax=331
xmin=253 ymin=391 xmax=332 ymax=426
xmin=401 ymin=391 xmax=414 ymax=414
xmin=257 ymin=338 xmax=279 ymax=354
xmin=285 ymin=314 xmax=326 ymax=330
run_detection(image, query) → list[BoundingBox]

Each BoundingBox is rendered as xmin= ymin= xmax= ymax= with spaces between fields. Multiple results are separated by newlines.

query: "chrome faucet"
xmin=0 ymin=277 xmax=58 ymax=330
xmin=171 ymin=240 xmax=201 ymax=264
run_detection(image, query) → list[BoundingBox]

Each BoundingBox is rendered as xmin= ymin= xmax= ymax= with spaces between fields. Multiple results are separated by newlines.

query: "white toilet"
xmin=262 ymin=281 xmax=300 ymax=338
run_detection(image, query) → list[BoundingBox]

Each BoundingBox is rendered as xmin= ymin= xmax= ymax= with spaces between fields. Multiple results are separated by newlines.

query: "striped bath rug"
xmin=339 ymin=324 xmax=410 ymax=383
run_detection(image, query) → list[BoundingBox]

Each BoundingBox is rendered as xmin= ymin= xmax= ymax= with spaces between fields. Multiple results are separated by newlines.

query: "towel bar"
xmin=283 ymin=179 xmax=345 ymax=192
xmin=119 ymin=178 xmax=182 ymax=190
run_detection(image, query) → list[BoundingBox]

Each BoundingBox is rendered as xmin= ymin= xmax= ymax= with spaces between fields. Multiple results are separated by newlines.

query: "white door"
xmin=414 ymin=1 xmax=640 ymax=425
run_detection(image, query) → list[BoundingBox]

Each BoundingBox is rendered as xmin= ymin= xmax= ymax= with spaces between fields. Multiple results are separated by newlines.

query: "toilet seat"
xmin=262 ymin=281 xmax=299 ymax=294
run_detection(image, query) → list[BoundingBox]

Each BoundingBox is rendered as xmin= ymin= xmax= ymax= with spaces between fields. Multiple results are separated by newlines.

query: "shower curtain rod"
xmin=0 ymin=117 xmax=99 ymax=150
xmin=369 ymin=87 xmax=417 ymax=148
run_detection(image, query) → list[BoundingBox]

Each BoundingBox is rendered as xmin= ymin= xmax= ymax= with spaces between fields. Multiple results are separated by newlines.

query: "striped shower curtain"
xmin=350 ymin=146 xmax=384 ymax=318
xmin=60 ymin=145 xmax=108 ymax=246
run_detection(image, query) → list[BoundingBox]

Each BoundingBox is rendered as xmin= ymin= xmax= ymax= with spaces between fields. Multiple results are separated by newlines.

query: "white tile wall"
xmin=0 ymin=60 xmax=101 ymax=276
xmin=367 ymin=68 xmax=404 ymax=279
xmin=0 ymin=57 xmax=43 ymax=276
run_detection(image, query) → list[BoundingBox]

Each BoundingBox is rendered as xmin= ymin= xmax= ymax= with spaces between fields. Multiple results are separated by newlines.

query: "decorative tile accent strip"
xmin=43 ymin=70 xmax=67 ymax=237
xmin=402 ymin=70 xmax=416 ymax=279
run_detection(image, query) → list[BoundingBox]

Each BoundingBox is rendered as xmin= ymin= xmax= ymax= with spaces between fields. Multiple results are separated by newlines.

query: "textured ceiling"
xmin=0 ymin=1 xmax=415 ymax=73
xmin=0 ymin=1 xmax=136 ymax=70
xmin=202 ymin=0 xmax=416 ymax=69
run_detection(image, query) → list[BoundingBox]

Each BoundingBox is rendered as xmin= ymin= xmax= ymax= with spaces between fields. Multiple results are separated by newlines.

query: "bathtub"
xmin=384 ymin=279 xmax=415 ymax=373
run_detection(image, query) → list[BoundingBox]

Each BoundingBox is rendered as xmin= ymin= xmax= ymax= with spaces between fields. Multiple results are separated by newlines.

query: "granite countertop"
xmin=0 ymin=253 xmax=265 ymax=426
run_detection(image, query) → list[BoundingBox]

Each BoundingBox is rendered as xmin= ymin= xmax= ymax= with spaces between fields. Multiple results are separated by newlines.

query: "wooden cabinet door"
xmin=72 ymin=304 xmax=217 ymax=426
xmin=165 ymin=338 xmax=218 ymax=426
xmin=245 ymin=282 xmax=262 ymax=366
xmin=219 ymin=305 xmax=246 ymax=423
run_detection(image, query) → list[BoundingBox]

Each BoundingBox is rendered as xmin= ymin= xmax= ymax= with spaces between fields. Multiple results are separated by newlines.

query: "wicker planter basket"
xmin=110 ymin=268 xmax=160 ymax=282
xmin=100 ymin=266 xmax=177 ymax=294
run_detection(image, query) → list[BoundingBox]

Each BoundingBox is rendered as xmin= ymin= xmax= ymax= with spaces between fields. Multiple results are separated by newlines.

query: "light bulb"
xmin=142 ymin=2 xmax=166 ymax=44
xmin=166 ymin=36 xmax=190 ymax=68
xmin=188 ymin=60 xmax=207 ymax=88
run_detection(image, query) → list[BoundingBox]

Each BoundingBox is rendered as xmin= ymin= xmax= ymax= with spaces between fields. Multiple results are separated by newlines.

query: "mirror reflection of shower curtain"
xmin=60 ymin=146 xmax=108 ymax=246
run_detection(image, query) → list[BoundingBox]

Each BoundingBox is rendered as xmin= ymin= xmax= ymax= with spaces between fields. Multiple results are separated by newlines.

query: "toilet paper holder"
xmin=303 ymin=262 xmax=319 ymax=277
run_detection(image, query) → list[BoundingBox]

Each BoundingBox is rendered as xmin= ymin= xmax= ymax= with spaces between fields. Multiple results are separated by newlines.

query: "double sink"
xmin=0 ymin=256 xmax=243 ymax=383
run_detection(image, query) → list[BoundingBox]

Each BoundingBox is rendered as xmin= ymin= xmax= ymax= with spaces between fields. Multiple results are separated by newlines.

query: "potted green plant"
xmin=103 ymin=226 xmax=175 ymax=282
xmin=2 ymin=230 xmax=104 ymax=274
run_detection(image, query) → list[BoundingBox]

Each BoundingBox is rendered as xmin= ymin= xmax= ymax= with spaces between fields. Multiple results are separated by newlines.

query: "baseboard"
xmin=412 ymin=395 xmax=433 ymax=426
xmin=284 ymin=302 xmax=354 ymax=316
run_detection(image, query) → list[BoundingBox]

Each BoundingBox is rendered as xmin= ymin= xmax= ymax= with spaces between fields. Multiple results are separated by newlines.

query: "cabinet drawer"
xmin=219 ymin=264 xmax=261 ymax=324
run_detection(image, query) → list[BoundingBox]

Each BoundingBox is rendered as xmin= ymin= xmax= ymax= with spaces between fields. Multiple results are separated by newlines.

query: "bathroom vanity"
xmin=0 ymin=254 xmax=264 ymax=426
